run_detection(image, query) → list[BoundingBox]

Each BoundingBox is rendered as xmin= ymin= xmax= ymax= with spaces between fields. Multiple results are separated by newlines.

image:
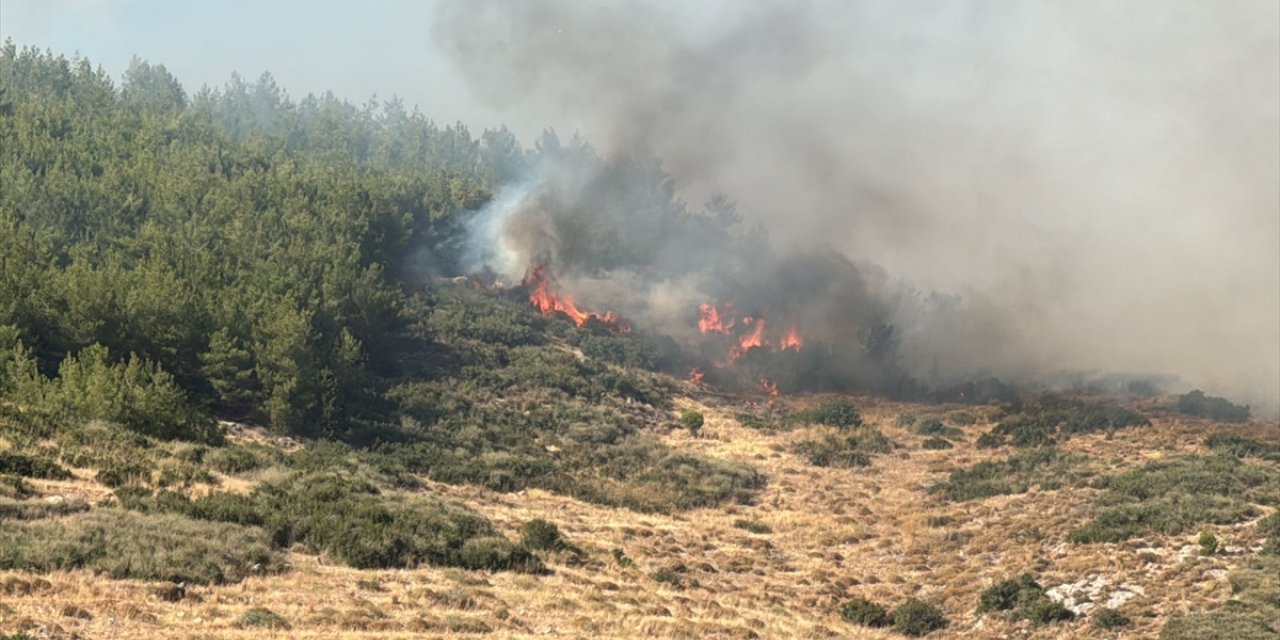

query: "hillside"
xmin=1 ymin=45 xmax=1277 ymax=640
xmin=2 ymin=390 xmax=1277 ymax=639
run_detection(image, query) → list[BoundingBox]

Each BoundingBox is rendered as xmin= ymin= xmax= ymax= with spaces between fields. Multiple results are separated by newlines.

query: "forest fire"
xmin=698 ymin=303 xmax=804 ymax=366
xmin=524 ymin=265 xmax=629 ymax=332
xmin=688 ymin=368 xmax=705 ymax=385
xmin=758 ymin=378 xmax=779 ymax=397
xmin=698 ymin=303 xmax=735 ymax=334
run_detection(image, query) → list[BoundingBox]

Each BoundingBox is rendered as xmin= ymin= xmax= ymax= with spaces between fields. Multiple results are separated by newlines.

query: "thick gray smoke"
xmin=436 ymin=1 xmax=1280 ymax=410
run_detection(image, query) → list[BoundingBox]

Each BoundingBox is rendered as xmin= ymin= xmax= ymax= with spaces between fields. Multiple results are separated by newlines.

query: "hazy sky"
xmin=0 ymin=0 xmax=508 ymax=129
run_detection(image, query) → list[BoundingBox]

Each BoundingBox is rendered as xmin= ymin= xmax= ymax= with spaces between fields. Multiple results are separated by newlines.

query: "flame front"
xmin=524 ymin=265 xmax=628 ymax=332
xmin=688 ymin=367 xmax=705 ymax=385
xmin=780 ymin=323 xmax=803 ymax=351
xmin=698 ymin=303 xmax=735 ymax=334
xmin=698 ymin=302 xmax=804 ymax=367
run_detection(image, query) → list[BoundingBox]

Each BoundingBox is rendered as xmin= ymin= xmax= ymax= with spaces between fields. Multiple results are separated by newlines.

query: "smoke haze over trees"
xmin=1 ymin=0 xmax=1277 ymax=410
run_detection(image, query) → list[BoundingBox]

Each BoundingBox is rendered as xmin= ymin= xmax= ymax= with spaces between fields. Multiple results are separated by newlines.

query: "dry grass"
xmin=1 ymin=395 xmax=1275 ymax=639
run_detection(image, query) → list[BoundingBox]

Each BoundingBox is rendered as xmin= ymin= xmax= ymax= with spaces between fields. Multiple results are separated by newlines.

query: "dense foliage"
xmin=0 ymin=45 xmax=763 ymax=514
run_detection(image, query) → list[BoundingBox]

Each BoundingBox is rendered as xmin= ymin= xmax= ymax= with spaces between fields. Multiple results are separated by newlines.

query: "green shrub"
xmin=1093 ymin=607 xmax=1131 ymax=630
xmin=1258 ymin=512 xmax=1279 ymax=555
xmin=205 ymin=445 xmax=273 ymax=474
xmin=17 ymin=345 xmax=219 ymax=443
xmin=652 ymin=567 xmax=684 ymax=589
xmin=840 ymin=596 xmax=889 ymax=627
xmin=921 ymin=437 xmax=953 ymax=450
xmin=891 ymin=599 xmax=948 ymax=636
xmin=0 ymin=451 xmax=71 ymax=480
xmin=981 ymin=396 xmax=1149 ymax=448
xmin=916 ymin=419 xmax=961 ymax=438
xmin=1205 ymin=434 xmax=1280 ymax=461
xmin=238 ymin=607 xmax=290 ymax=630
xmin=679 ymin=409 xmax=705 ymax=432
xmin=804 ymin=399 xmax=862 ymax=428
xmin=975 ymin=432 xmax=1003 ymax=449
xmin=458 ymin=536 xmax=542 ymax=572
xmin=1070 ymin=455 xmax=1279 ymax=543
xmin=794 ymin=426 xmax=893 ymax=468
xmin=95 ymin=462 xmax=153 ymax=488
xmin=732 ymin=518 xmax=772 ymax=534
xmin=1199 ymin=529 xmax=1218 ymax=556
xmin=1021 ymin=597 xmax=1075 ymax=626
xmin=1160 ymin=558 xmax=1280 ymax=638
xmin=1177 ymin=390 xmax=1249 ymax=423
xmin=977 ymin=573 xmax=1044 ymax=613
xmin=0 ymin=509 xmax=282 ymax=584
xmin=0 ymin=475 xmax=34 ymax=499
xmin=931 ymin=448 xmax=1090 ymax=502
xmin=612 ymin=547 xmax=634 ymax=568
xmin=520 ymin=519 xmax=566 ymax=551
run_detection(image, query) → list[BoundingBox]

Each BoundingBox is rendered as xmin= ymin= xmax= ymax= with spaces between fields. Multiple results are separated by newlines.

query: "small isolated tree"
xmin=679 ymin=409 xmax=704 ymax=434
xmin=1198 ymin=529 xmax=1218 ymax=556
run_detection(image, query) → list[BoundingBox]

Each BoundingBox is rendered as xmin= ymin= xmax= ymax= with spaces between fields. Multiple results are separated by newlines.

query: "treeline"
xmin=0 ymin=43 xmax=660 ymax=438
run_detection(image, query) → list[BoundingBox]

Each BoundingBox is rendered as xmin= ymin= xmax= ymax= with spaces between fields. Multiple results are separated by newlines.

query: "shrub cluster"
xmin=1176 ymin=390 xmax=1249 ymax=423
xmin=1069 ymin=455 xmax=1279 ymax=543
xmin=979 ymin=395 xmax=1149 ymax=448
xmin=794 ymin=426 xmax=893 ymax=468
xmin=976 ymin=574 xmax=1075 ymax=627
xmin=930 ymin=447 xmax=1090 ymax=502
xmin=839 ymin=596 xmax=948 ymax=636
xmin=0 ymin=509 xmax=282 ymax=584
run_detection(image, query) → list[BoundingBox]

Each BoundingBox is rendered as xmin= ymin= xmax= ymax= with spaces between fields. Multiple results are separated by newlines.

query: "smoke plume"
xmin=435 ymin=1 xmax=1280 ymax=410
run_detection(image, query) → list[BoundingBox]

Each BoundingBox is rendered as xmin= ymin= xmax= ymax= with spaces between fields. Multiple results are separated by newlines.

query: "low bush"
xmin=980 ymin=395 xmax=1149 ymax=448
xmin=801 ymin=399 xmax=862 ymax=428
xmin=732 ymin=518 xmax=772 ymax=534
xmin=1070 ymin=455 xmax=1279 ymax=543
xmin=1160 ymin=557 xmax=1279 ymax=639
xmin=977 ymin=573 xmax=1044 ymax=613
xmin=1205 ymin=434 xmax=1280 ymax=462
xmin=0 ymin=451 xmax=71 ymax=480
xmin=840 ymin=596 xmax=889 ymax=627
xmin=0 ymin=509 xmax=283 ymax=584
xmin=520 ymin=519 xmax=569 ymax=551
xmin=238 ymin=607 xmax=290 ymax=630
xmin=891 ymin=599 xmax=948 ymax=636
xmin=679 ymin=409 xmax=704 ymax=432
xmin=915 ymin=419 xmax=961 ymax=439
xmin=976 ymin=573 xmax=1073 ymax=627
xmin=1256 ymin=511 xmax=1279 ymax=555
xmin=930 ymin=448 xmax=1091 ymax=502
xmin=1176 ymin=390 xmax=1249 ymax=423
xmin=1199 ymin=530 xmax=1218 ymax=556
xmin=458 ymin=536 xmax=542 ymax=572
xmin=1021 ymin=597 xmax=1075 ymax=627
xmin=795 ymin=426 xmax=893 ymax=469
xmin=1093 ymin=607 xmax=1131 ymax=630
xmin=921 ymin=437 xmax=953 ymax=450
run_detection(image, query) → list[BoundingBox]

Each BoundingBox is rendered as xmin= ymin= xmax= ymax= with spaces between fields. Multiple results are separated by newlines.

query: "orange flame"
xmin=780 ymin=323 xmax=803 ymax=351
xmin=688 ymin=367 xmax=705 ymax=385
xmin=727 ymin=316 xmax=768 ymax=364
xmin=524 ymin=265 xmax=628 ymax=332
xmin=698 ymin=303 xmax=735 ymax=334
xmin=758 ymin=378 xmax=779 ymax=397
